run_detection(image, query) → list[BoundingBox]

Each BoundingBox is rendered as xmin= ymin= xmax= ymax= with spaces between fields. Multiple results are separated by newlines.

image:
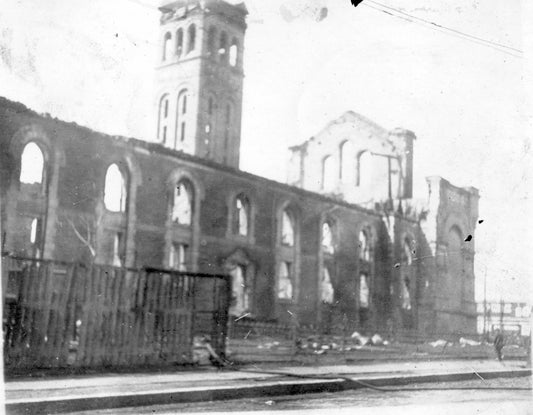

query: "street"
xmin=65 ymin=376 xmax=532 ymax=415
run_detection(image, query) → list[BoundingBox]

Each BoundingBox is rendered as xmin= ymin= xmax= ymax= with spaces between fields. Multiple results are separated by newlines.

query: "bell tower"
xmin=155 ymin=0 xmax=247 ymax=168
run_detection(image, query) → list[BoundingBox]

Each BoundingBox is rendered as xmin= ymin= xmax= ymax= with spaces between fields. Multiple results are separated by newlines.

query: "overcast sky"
xmin=0 ymin=0 xmax=530 ymax=302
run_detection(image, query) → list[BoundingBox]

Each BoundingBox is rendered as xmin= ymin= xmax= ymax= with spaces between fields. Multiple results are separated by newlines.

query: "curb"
xmin=6 ymin=369 xmax=531 ymax=414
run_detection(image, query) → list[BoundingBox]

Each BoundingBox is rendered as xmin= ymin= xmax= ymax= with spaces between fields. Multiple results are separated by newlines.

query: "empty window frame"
xmin=229 ymin=38 xmax=238 ymax=67
xmin=234 ymin=194 xmax=250 ymax=236
xmin=169 ymin=242 xmax=188 ymax=271
xmin=359 ymin=273 xmax=370 ymax=308
xmin=20 ymin=142 xmax=44 ymax=185
xmin=162 ymin=32 xmax=172 ymax=61
xmin=321 ymin=266 xmax=334 ymax=304
xmin=104 ymin=164 xmax=127 ymax=213
xmin=175 ymin=90 xmax=188 ymax=149
xmin=230 ymin=265 xmax=249 ymax=315
xmin=357 ymin=151 xmax=373 ymax=187
xmin=171 ymin=180 xmax=193 ymax=225
xmin=401 ymin=239 xmax=413 ymax=310
xmin=176 ymin=28 xmax=184 ymax=56
xmin=281 ymin=210 xmax=295 ymax=246
xmin=187 ymin=24 xmax=196 ymax=53
xmin=339 ymin=140 xmax=354 ymax=183
xmin=278 ymin=261 xmax=293 ymax=300
xmin=358 ymin=230 xmax=371 ymax=261
xmin=321 ymin=222 xmax=334 ymax=254
xmin=158 ymin=94 xmax=170 ymax=143
xmin=322 ymin=155 xmax=335 ymax=191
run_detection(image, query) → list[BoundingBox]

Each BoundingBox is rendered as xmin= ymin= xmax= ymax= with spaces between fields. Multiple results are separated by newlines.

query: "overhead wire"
xmin=361 ymin=1 xmax=522 ymax=58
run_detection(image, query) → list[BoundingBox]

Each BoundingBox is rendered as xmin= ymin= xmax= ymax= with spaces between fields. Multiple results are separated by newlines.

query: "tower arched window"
xmin=20 ymin=142 xmax=44 ymax=185
xmin=162 ymin=32 xmax=172 ymax=61
xmin=358 ymin=229 xmax=371 ymax=261
xmin=187 ymin=24 xmax=196 ymax=53
xmin=358 ymin=151 xmax=373 ymax=187
xmin=322 ymin=222 xmax=334 ymax=254
xmin=104 ymin=163 xmax=127 ymax=213
xmin=233 ymin=194 xmax=250 ymax=236
xmin=229 ymin=38 xmax=239 ymax=67
xmin=175 ymin=90 xmax=188 ymax=149
xmin=207 ymin=26 xmax=217 ymax=57
xmin=322 ymin=155 xmax=334 ymax=191
xmin=158 ymin=94 xmax=170 ymax=143
xmin=340 ymin=141 xmax=354 ymax=183
xmin=219 ymin=32 xmax=228 ymax=63
xmin=176 ymin=28 xmax=184 ymax=57
xmin=172 ymin=180 xmax=193 ymax=225
xmin=281 ymin=210 xmax=295 ymax=246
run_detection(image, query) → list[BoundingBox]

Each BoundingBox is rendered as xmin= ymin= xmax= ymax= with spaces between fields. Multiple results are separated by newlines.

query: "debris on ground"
xmin=429 ymin=339 xmax=449 ymax=347
xmin=459 ymin=337 xmax=481 ymax=347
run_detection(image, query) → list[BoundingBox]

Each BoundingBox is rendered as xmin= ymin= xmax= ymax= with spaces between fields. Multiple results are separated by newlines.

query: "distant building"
xmin=0 ymin=0 xmax=479 ymax=336
xmin=477 ymin=302 xmax=532 ymax=337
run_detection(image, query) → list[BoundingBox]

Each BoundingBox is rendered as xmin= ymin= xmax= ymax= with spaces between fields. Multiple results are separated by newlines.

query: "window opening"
xmin=104 ymin=164 xmax=127 ymax=213
xmin=278 ymin=261 xmax=293 ymax=300
xmin=281 ymin=210 xmax=294 ymax=246
xmin=172 ymin=181 xmax=192 ymax=225
xmin=20 ymin=142 xmax=44 ymax=185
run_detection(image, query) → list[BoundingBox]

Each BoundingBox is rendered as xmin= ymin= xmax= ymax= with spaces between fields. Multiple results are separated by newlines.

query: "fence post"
xmin=341 ymin=313 xmax=347 ymax=362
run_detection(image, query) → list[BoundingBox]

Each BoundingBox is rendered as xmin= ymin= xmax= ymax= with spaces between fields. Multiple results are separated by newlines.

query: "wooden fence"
xmin=2 ymin=256 xmax=230 ymax=373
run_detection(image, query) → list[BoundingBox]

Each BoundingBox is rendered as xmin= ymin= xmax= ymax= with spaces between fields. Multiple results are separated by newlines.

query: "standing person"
xmin=493 ymin=329 xmax=505 ymax=361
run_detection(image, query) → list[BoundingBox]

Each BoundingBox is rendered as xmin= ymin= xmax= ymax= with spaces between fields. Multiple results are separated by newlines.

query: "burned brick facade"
xmin=0 ymin=0 xmax=479 ymax=336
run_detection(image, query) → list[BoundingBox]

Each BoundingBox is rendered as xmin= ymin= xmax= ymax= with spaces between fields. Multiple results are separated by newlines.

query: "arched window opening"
xmin=234 ymin=195 xmax=250 ymax=236
xmin=187 ymin=24 xmax=196 ymax=53
xmin=229 ymin=265 xmax=249 ymax=316
xmin=20 ymin=142 xmax=44 ymax=185
xmin=322 ymin=155 xmax=334 ymax=191
xmin=207 ymin=26 xmax=216 ymax=56
xmin=358 ymin=151 xmax=373 ymax=187
xmin=359 ymin=273 xmax=370 ymax=308
xmin=322 ymin=222 xmax=334 ymax=254
xmin=172 ymin=180 xmax=193 ymax=225
xmin=158 ymin=94 xmax=170 ymax=143
xmin=170 ymin=242 xmax=188 ymax=271
xmin=175 ymin=90 xmax=188 ymax=148
xmin=104 ymin=164 xmax=127 ymax=213
xmin=229 ymin=38 xmax=239 ymax=66
xmin=340 ymin=141 xmax=354 ymax=183
xmin=219 ymin=32 xmax=228 ymax=63
xmin=162 ymin=32 xmax=172 ymax=61
xmin=321 ymin=267 xmax=334 ymax=304
xmin=358 ymin=230 xmax=370 ymax=261
xmin=176 ymin=28 xmax=184 ymax=56
xmin=281 ymin=210 xmax=295 ymax=246
xmin=278 ymin=261 xmax=293 ymax=300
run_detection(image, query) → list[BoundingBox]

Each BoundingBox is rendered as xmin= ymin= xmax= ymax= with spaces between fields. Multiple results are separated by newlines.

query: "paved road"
xmin=66 ymin=376 xmax=532 ymax=414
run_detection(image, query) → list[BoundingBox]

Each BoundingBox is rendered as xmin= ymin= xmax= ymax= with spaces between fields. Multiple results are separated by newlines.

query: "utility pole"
xmin=483 ymin=266 xmax=487 ymax=338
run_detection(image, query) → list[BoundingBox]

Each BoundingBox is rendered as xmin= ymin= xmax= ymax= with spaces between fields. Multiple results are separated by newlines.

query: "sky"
xmin=0 ymin=0 xmax=530 ymax=303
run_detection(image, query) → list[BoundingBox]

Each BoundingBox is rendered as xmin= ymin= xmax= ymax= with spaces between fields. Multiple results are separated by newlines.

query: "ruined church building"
xmin=0 ymin=0 xmax=479 ymax=335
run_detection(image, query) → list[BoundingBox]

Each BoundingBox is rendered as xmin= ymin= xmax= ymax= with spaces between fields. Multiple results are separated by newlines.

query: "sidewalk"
xmin=5 ymin=359 xmax=531 ymax=414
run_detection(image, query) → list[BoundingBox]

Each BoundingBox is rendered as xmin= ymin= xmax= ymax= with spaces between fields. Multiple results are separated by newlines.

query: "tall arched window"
xmin=340 ymin=141 xmax=354 ymax=183
xmin=219 ymin=31 xmax=228 ymax=63
xmin=359 ymin=230 xmax=370 ymax=261
xmin=162 ymin=32 xmax=172 ymax=61
xmin=20 ymin=142 xmax=44 ymax=185
xmin=229 ymin=38 xmax=239 ymax=66
xmin=207 ymin=26 xmax=217 ymax=57
xmin=278 ymin=262 xmax=293 ymax=300
xmin=187 ymin=24 xmax=196 ymax=53
xmin=104 ymin=164 xmax=127 ymax=213
xmin=281 ymin=210 xmax=295 ymax=246
xmin=229 ymin=265 xmax=248 ymax=316
xmin=322 ymin=155 xmax=334 ymax=191
xmin=401 ymin=238 xmax=413 ymax=310
xmin=322 ymin=222 xmax=334 ymax=254
xmin=234 ymin=194 xmax=250 ymax=236
xmin=171 ymin=180 xmax=193 ymax=225
xmin=158 ymin=94 xmax=170 ymax=143
xmin=175 ymin=90 xmax=188 ymax=149
xmin=358 ymin=151 xmax=373 ymax=187
xmin=176 ymin=28 xmax=184 ymax=57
